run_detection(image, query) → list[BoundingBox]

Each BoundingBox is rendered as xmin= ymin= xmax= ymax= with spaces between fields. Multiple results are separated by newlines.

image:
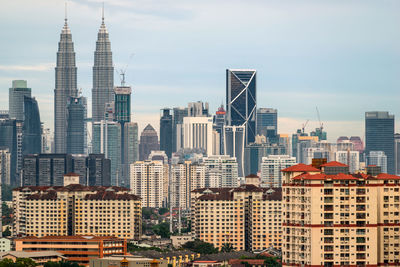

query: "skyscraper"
xmin=122 ymin=122 xmax=139 ymax=187
xmin=114 ymin=86 xmax=131 ymax=124
xmin=54 ymin=15 xmax=77 ymax=153
xmin=0 ymin=148 xmax=11 ymax=185
xmin=256 ymin=108 xmax=277 ymax=140
xmin=160 ymin=108 xmax=173 ymax=158
xmin=395 ymin=133 xmax=400 ymax=175
xmin=180 ymin=116 xmax=213 ymax=156
xmin=224 ymin=125 xmax=245 ymax=177
xmin=88 ymin=154 xmax=111 ymax=186
xmin=213 ymin=105 xmax=226 ymax=154
xmin=9 ymin=80 xmax=31 ymax=121
xmin=226 ymin=69 xmax=257 ymax=145
xmin=172 ymin=107 xmax=188 ymax=153
xmin=0 ymin=117 xmax=18 ymax=185
xmin=66 ymin=97 xmax=86 ymax=155
xmin=139 ymin=124 xmax=160 ymax=161
xmin=92 ymin=9 xmax=114 ymax=122
xmin=365 ymin=111 xmax=395 ymax=174
xmin=22 ymin=96 xmax=42 ymax=155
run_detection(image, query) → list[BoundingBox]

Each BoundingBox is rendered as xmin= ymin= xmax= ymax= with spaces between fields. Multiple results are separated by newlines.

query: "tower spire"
xmin=102 ymin=2 xmax=104 ymax=23
xmin=64 ymin=1 xmax=68 ymax=24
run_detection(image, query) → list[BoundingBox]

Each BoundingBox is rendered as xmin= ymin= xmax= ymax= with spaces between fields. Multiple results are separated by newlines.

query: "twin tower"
xmin=54 ymin=9 xmax=113 ymax=153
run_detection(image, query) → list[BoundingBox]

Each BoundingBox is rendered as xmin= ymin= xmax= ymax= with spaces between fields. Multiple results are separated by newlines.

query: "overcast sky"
xmin=1 ymin=0 xmax=399 ymax=141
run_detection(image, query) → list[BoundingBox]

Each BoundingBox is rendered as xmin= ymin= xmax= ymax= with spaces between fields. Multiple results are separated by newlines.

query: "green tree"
xmin=182 ymin=239 xmax=218 ymax=254
xmin=2 ymin=226 xmax=11 ymax=237
xmin=152 ymin=222 xmax=170 ymax=238
xmin=15 ymin=258 xmax=37 ymax=267
xmin=0 ymin=259 xmax=15 ymax=267
xmin=220 ymin=243 xmax=234 ymax=252
xmin=1 ymin=184 xmax=13 ymax=201
xmin=158 ymin=207 xmax=168 ymax=215
xmin=44 ymin=261 xmax=83 ymax=267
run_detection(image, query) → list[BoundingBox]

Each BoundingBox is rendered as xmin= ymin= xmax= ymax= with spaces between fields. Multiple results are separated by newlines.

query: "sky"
xmin=0 ymin=0 xmax=399 ymax=142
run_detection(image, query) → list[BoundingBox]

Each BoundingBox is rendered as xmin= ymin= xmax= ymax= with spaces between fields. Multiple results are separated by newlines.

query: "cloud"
xmin=0 ymin=63 xmax=54 ymax=72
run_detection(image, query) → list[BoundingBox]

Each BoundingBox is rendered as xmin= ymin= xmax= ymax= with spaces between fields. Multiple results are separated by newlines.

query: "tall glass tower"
xmin=22 ymin=96 xmax=42 ymax=155
xmin=9 ymin=80 xmax=31 ymax=121
xmin=54 ymin=15 xmax=77 ymax=153
xmin=226 ymin=69 xmax=257 ymax=145
xmin=365 ymin=111 xmax=395 ymax=174
xmin=66 ymin=97 xmax=86 ymax=154
xmin=160 ymin=108 xmax=173 ymax=158
xmin=92 ymin=9 xmax=114 ymax=122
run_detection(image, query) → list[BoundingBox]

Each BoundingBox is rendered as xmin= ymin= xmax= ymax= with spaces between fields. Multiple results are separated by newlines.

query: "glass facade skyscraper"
xmin=22 ymin=96 xmax=42 ymax=155
xmin=66 ymin=97 xmax=86 ymax=155
xmin=365 ymin=111 xmax=395 ymax=174
xmin=256 ymin=108 xmax=277 ymax=141
xmin=160 ymin=108 xmax=173 ymax=158
xmin=226 ymin=69 xmax=257 ymax=145
xmin=9 ymin=80 xmax=31 ymax=121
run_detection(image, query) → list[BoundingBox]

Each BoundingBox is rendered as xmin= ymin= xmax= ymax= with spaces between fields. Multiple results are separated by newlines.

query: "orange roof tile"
xmin=320 ymin=161 xmax=348 ymax=167
xmin=376 ymin=173 xmax=400 ymax=180
xmin=281 ymin=163 xmax=321 ymax=173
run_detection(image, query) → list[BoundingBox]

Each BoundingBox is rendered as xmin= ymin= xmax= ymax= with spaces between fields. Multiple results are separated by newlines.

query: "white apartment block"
xmin=335 ymin=150 xmax=360 ymax=173
xmin=130 ymin=160 xmax=168 ymax=208
xmin=203 ymin=155 xmax=238 ymax=188
xmin=260 ymin=155 xmax=296 ymax=187
xmin=181 ymin=116 xmax=213 ymax=156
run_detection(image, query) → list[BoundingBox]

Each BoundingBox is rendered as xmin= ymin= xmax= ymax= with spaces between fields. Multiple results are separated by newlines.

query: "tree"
xmin=182 ymin=239 xmax=218 ymax=254
xmin=220 ymin=243 xmax=234 ymax=252
xmin=2 ymin=226 xmax=11 ymax=237
xmin=15 ymin=258 xmax=37 ymax=267
xmin=152 ymin=222 xmax=170 ymax=238
xmin=44 ymin=261 xmax=83 ymax=267
xmin=1 ymin=184 xmax=13 ymax=201
xmin=0 ymin=259 xmax=16 ymax=267
xmin=158 ymin=207 xmax=168 ymax=215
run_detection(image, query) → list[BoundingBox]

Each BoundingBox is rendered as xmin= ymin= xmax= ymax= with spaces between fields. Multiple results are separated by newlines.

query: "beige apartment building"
xmin=13 ymin=184 xmax=141 ymax=240
xmin=192 ymin=177 xmax=282 ymax=252
xmin=282 ymin=161 xmax=400 ymax=267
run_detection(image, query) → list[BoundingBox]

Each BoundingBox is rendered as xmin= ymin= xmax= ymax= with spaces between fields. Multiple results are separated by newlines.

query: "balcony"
xmin=324 ymin=205 xmax=334 ymax=211
xmin=324 ymin=189 xmax=333 ymax=195
xmin=356 ymin=254 xmax=366 ymax=260
xmin=324 ymin=238 xmax=334 ymax=244
xmin=356 ymin=213 xmax=366 ymax=219
xmin=356 ymin=205 xmax=366 ymax=211
xmin=324 ymin=197 xmax=334 ymax=203
xmin=357 ymin=237 xmax=366 ymax=243
xmin=356 ymin=189 xmax=366 ymax=195
xmin=356 ymin=245 xmax=366 ymax=252
xmin=356 ymin=197 xmax=366 ymax=203
xmin=324 ymin=254 xmax=334 ymax=260
xmin=324 ymin=246 xmax=334 ymax=252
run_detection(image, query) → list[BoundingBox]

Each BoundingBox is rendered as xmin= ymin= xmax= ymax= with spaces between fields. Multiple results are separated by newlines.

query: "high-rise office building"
xmin=172 ymin=107 xmax=188 ymax=153
xmin=365 ymin=111 xmax=395 ymax=174
xmin=66 ymin=97 xmax=86 ymax=155
xmin=92 ymin=120 xmax=121 ymax=185
xmin=121 ymin=122 xmax=139 ymax=188
xmin=256 ymin=108 xmax=277 ymax=140
xmin=213 ymin=105 xmax=226 ymax=155
xmin=395 ymin=133 xmax=400 ymax=175
xmin=0 ymin=117 xmax=18 ymax=185
xmin=54 ymin=15 xmax=78 ymax=153
xmin=188 ymin=101 xmax=209 ymax=117
xmin=92 ymin=11 xmax=114 ymax=123
xmin=179 ymin=116 xmax=213 ymax=156
xmin=160 ymin=108 xmax=173 ymax=158
xmin=114 ymin=86 xmax=131 ymax=124
xmin=139 ymin=124 xmax=160 ymax=161
xmin=260 ymin=155 xmax=296 ymax=187
xmin=130 ymin=160 xmax=168 ymax=208
xmin=9 ymin=80 xmax=31 ymax=121
xmin=22 ymin=96 xmax=42 ymax=155
xmin=0 ymin=148 xmax=11 ymax=185
xmin=224 ymin=125 xmax=245 ymax=177
xmin=226 ymin=69 xmax=257 ymax=145
xmin=88 ymin=154 xmax=111 ymax=186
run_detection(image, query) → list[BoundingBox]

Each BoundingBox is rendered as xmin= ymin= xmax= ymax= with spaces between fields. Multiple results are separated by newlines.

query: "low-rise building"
xmin=0 ymin=251 xmax=64 ymax=267
xmin=90 ymin=256 xmax=167 ymax=267
xmin=0 ymin=238 xmax=11 ymax=252
xmin=170 ymin=234 xmax=194 ymax=248
xmin=15 ymin=235 xmax=126 ymax=266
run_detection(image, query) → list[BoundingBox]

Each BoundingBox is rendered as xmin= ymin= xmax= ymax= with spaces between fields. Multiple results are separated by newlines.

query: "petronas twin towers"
xmin=54 ymin=9 xmax=113 ymax=153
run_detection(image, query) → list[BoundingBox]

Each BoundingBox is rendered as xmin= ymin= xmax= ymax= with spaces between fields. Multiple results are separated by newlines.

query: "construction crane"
xmin=316 ymin=106 xmax=323 ymax=132
xmin=302 ymin=120 xmax=309 ymax=134
xmin=116 ymin=53 xmax=134 ymax=86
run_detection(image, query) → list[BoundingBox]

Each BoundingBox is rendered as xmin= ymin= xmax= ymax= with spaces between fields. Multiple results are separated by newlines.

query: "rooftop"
xmin=0 ymin=251 xmax=65 ymax=259
xmin=281 ymin=163 xmax=321 ymax=173
xmin=320 ymin=161 xmax=349 ymax=167
xmin=16 ymin=235 xmax=124 ymax=242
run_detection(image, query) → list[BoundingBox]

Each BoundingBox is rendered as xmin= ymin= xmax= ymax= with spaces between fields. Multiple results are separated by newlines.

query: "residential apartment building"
xmin=192 ymin=179 xmax=282 ymax=252
xmin=260 ymin=155 xmax=296 ymax=187
xmin=12 ymin=184 xmax=141 ymax=240
xmin=130 ymin=160 xmax=168 ymax=208
xmin=282 ymin=162 xmax=400 ymax=266
xmin=203 ymin=155 xmax=238 ymax=188
xmin=15 ymin=235 xmax=126 ymax=266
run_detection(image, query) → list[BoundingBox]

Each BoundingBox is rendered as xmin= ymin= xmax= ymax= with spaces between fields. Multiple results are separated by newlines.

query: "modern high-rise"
xmin=88 ymin=154 xmax=111 ymax=186
xmin=365 ymin=111 xmax=395 ymax=174
xmin=179 ymin=116 xmax=213 ymax=156
xmin=160 ymin=108 xmax=173 ymax=158
xmin=9 ymin=80 xmax=31 ymax=121
xmin=139 ymin=124 xmax=160 ymax=161
xmin=260 ymin=155 xmax=296 ymax=187
xmin=282 ymin=162 xmax=400 ymax=266
xmin=367 ymin=151 xmax=387 ymax=173
xmin=172 ymin=107 xmax=188 ymax=153
xmin=0 ymin=148 xmax=11 ymax=185
xmin=0 ymin=117 xmax=18 ymax=185
xmin=226 ymin=69 xmax=257 ymax=145
xmin=130 ymin=160 xmax=168 ymax=208
xmin=224 ymin=125 xmax=245 ymax=177
xmin=114 ymin=86 xmax=131 ymax=124
xmin=395 ymin=133 xmax=400 ymax=175
xmin=213 ymin=105 xmax=226 ymax=155
xmin=256 ymin=108 xmax=277 ymax=140
xmin=54 ymin=16 xmax=78 ymax=153
xmin=203 ymin=155 xmax=238 ymax=187
xmin=92 ymin=121 xmax=121 ymax=185
xmin=22 ymin=96 xmax=42 ymax=155
xmin=121 ymin=122 xmax=139 ymax=188
xmin=92 ymin=12 xmax=114 ymax=123
xmin=335 ymin=150 xmax=360 ymax=173
xmin=67 ymin=97 xmax=86 ymax=155
xmin=13 ymin=184 xmax=142 ymax=240
xmin=188 ymin=101 xmax=209 ymax=117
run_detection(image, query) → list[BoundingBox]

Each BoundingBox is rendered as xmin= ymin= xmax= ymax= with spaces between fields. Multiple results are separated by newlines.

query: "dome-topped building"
xmin=139 ymin=124 xmax=160 ymax=161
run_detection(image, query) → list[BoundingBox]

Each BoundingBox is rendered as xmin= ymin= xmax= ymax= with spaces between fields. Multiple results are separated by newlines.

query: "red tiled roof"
xmin=320 ymin=161 xmax=348 ymax=167
xmin=376 ymin=173 xmax=400 ymax=180
xmin=229 ymin=259 xmax=266 ymax=265
xmin=64 ymin=172 xmax=79 ymax=176
xmin=281 ymin=163 xmax=321 ymax=173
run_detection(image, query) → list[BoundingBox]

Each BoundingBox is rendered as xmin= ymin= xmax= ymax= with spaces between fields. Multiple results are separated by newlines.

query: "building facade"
xmin=224 ymin=125 xmax=245 ymax=177
xmin=365 ymin=111 xmax=395 ymax=174
xmin=256 ymin=108 xmax=277 ymax=139
xmin=226 ymin=69 xmax=257 ymax=145
xmin=67 ymin=97 xmax=86 ymax=155
xmin=180 ymin=117 xmax=213 ymax=156
xmin=367 ymin=151 xmax=387 ymax=173
xmin=139 ymin=124 xmax=160 ymax=161
xmin=22 ymin=96 xmax=42 ymax=155
xmin=13 ymin=184 xmax=141 ymax=240
xmin=260 ymin=155 xmax=296 ymax=187
xmin=203 ymin=155 xmax=238 ymax=188
xmin=9 ymin=80 xmax=31 ymax=121
xmin=54 ymin=16 xmax=78 ymax=153
xmin=160 ymin=108 xmax=173 ymax=159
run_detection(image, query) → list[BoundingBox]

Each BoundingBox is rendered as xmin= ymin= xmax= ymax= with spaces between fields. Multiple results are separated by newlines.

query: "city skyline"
xmin=1 ymin=0 xmax=400 ymax=140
